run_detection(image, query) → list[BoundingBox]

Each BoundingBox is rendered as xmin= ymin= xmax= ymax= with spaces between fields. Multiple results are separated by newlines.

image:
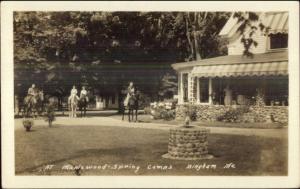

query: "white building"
xmin=172 ymin=12 xmax=288 ymax=123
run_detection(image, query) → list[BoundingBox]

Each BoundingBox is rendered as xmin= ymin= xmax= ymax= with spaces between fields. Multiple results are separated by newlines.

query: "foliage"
xmin=144 ymin=106 xmax=151 ymax=115
xmin=44 ymin=102 xmax=56 ymax=126
xmin=137 ymin=92 xmax=152 ymax=109
xmin=14 ymin=11 xmax=230 ymax=99
xmin=22 ymin=119 xmax=34 ymax=126
xmin=22 ymin=119 xmax=34 ymax=131
xmin=233 ymin=12 xmax=269 ymax=57
xmin=149 ymin=101 xmax=177 ymax=120
xmin=217 ymin=106 xmax=250 ymax=122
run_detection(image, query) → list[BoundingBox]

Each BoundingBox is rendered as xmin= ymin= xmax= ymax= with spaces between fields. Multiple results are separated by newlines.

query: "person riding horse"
xmin=27 ymin=84 xmax=38 ymax=104
xmin=70 ymin=85 xmax=78 ymax=97
xmin=124 ymin=82 xmax=135 ymax=107
xmin=80 ymin=86 xmax=89 ymax=102
xmin=122 ymin=82 xmax=140 ymax=122
xmin=79 ymin=86 xmax=88 ymax=117
xmin=68 ymin=85 xmax=79 ymax=117
xmin=24 ymin=84 xmax=44 ymax=116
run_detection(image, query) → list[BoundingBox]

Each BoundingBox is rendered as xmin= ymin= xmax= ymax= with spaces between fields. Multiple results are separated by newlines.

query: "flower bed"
xmin=176 ymin=104 xmax=288 ymax=124
xmin=148 ymin=100 xmax=177 ymax=120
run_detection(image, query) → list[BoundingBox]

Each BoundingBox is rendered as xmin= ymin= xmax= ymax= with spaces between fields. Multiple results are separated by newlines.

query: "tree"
xmin=233 ymin=12 xmax=269 ymax=57
xmin=14 ymin=11 xmax=230 ymax=101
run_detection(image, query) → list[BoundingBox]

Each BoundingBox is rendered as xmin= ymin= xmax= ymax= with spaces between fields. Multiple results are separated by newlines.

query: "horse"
xmin=78 ymin=96 xmax=88 ymax=117
xmin=68 ymin=94 xmax=79 ymax=118
xmin=121 ymin=92 xmax=139 ymax=122
xmin=23 ymin=90 xmax=44 ymax=117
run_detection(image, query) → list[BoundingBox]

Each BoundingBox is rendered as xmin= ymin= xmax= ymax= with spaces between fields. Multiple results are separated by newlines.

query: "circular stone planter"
xmin=162 ymin=126 xmax=213 ymax=160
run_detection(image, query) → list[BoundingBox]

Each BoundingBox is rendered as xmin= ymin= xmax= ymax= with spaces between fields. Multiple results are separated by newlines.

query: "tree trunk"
xmin=194 ymin=12 xmax=202 ymax=60
xmin=185 ymin=13 xmax=194 ymax=60
xmin=194 ymin=30 xmax=201 ymax=60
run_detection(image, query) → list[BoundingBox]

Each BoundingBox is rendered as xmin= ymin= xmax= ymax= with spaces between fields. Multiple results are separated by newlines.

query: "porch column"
xmin=187 ymin=74 xmax=191 ymax=102
xmin=208 ymin=78 xmax=213 ymax=104
xmin=179 ymin=73 xmax=184 ymax=104
xmin=196 ymin=77 xmax=200 ymax=103
xmin=188 ymin=74 xmax=196 ymax=103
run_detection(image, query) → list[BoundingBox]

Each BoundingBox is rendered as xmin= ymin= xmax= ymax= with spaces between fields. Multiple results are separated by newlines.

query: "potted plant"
xmin=44 ymin=102 xmax=56 ymax=127
xmin=22 ymin=118 xmax=34 ymax=132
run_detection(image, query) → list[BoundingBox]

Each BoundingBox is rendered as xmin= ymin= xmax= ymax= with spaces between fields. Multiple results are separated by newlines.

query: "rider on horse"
xmin=124 ymin=82 xmax=135 ymax=107
xmin=27 ymin=84 xmax=38 ymax=103
xmin=70 ymin=85 xmax=78 ymax=97
xmin=80 ymin=86 xmax=89 ymax=102
xmin=68 ymin=85 xmax=79 ymax=101
xmin=68 ymin=85 xmax=79 ymax=117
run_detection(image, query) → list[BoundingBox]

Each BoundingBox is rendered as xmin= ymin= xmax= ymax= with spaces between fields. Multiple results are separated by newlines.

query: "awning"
xmin=191 ymin=61 xmax=288 ymax=77
xmin=263 ymin=12 xmax=288 ymax=34
xmin=219 ymin=12 xmax=288 ymax=37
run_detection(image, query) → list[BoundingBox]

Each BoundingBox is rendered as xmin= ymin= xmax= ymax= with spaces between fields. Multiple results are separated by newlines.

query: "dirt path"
xmin=15 ymin=116 xmax=287 ymax=139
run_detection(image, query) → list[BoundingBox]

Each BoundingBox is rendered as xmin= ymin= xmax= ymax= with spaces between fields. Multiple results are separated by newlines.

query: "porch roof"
xmin=171 ymin=51 xmax=288 ymax=77
xmin=191 ymin=60 xmax=287 ymax=77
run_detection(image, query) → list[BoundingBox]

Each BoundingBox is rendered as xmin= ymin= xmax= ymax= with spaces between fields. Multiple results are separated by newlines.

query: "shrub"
xmin=22 ymin=119 xmax=34 ymax=131
xmin=217 ymin=106 xmax=250 ymax=122
xmin=138 ymin=93 xmax=152 ymax=109
xmin=188 ymin=105 xmax=198 ymax=121
xmin=44 ymin=102 xmax=56 ymax=127
xmin=160 ymin=109 xmax=175 ymax=120
xmin=144 ymin=106 xmax=151 ymax=115
xmin=149 ymin=100 xmax=176 ymax=120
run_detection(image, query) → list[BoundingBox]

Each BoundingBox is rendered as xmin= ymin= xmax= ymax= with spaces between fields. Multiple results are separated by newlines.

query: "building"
xmin=94 ymin=93 xmax=119 ymax=110
xmin=172 ymin=12 xmax=288 ymax=123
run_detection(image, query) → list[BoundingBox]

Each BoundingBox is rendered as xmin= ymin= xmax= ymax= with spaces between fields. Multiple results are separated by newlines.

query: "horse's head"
xmin=38 ymin=90 xmax=44 ymax=101
xmin=69 ymin=94 xmax=79 ymax=104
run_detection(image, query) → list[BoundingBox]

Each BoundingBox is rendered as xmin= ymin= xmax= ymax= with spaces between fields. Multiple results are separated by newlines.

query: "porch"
xmin=172 ymin=51 xmax=288 ymax=123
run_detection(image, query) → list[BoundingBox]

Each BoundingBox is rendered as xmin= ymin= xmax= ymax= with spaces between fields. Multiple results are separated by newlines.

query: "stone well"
xmin=162 ymin=126 xmax=213 ymax=160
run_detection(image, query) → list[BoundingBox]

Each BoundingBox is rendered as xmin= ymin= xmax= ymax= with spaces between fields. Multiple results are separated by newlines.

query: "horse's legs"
xmin=74 ymin=106 xmax=77 ymax=118
xmin=132 ymin=109 xmax=135 ymax=122
xmin=128 ymin=109 xmax=131 ymax=122
xmin=72 ymin=107 xmax=74 ymax=117
xmin=135 ymin=109 xmax=138 ymax=122
xmin=122 ymin=107 xmax=125 ymax=121
xmin=129 ymin=109 xmax=134 ymax=122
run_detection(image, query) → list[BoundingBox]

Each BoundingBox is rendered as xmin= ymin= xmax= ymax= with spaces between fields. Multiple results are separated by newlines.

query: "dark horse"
xmin=23 ymin=90 xmax=44 ymax=117
xmin=121 ymin=92 xmax=139 ymax=122
xmin=78 ymin=96 xmax=88 ymax=117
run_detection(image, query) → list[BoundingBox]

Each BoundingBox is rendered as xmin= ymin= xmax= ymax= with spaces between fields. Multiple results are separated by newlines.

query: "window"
xmin=199 ymin=78 xmax=209 ymax=103
xmin=269 ymin=33 xmax=288 ymax=49
xmin=265 ymin=77 xmax=288 ymax=106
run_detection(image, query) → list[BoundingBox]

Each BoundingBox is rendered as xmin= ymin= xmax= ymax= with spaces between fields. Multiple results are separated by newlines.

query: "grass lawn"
xmin=110 ymin=113 xmax=286 ymax=129
xmin=15 ymin=125 xmax=287 ymax=176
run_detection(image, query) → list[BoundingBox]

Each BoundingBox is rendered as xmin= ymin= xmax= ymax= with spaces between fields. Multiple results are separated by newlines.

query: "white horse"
xmin=68 ymin=94 xmax=79 ymax=118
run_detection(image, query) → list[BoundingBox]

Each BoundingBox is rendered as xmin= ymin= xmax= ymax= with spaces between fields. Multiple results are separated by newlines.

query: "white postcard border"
xmin=1 ymin=1 xmax=299 ymax=188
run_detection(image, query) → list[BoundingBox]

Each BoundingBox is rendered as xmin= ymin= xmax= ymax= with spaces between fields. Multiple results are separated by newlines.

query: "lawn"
xmin=109 ymin=113 xmax=286 ymax=129
xmin=15 ymin=124 xmax=287 ymax=176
